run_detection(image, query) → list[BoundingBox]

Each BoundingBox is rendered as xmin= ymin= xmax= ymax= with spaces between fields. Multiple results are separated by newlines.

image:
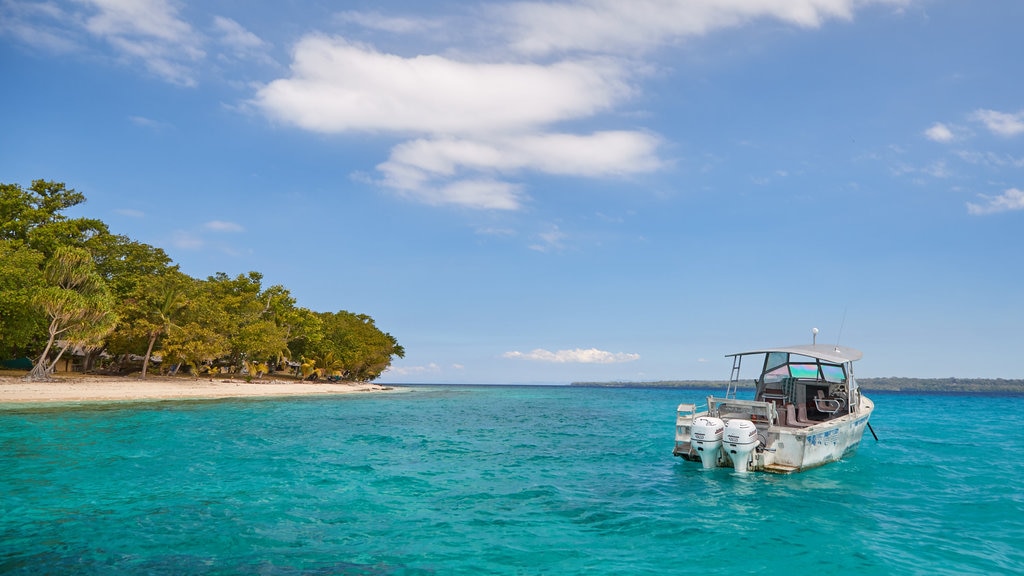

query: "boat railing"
xmin=813 ymin=396 xmax=844 ymax=415
xmin=707 ymin=396 xmax=778 ymax=427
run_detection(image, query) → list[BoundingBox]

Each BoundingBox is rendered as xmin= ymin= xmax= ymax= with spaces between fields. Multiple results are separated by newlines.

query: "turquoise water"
xmin=2 ymin=386 xmax=1022 ymax=575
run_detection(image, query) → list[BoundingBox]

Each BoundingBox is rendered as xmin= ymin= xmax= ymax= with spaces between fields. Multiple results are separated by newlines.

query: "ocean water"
xmin=1 ymin=386 xmax=1022 ymax=575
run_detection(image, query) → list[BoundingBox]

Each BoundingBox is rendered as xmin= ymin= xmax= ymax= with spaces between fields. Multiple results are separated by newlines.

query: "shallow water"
xmin=1 ymin=386 xmax=1022 ymax=575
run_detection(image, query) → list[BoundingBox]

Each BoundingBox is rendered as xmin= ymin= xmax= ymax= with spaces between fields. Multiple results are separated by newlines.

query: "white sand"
xmin=0 ymin=375 xmax=396 ymax=404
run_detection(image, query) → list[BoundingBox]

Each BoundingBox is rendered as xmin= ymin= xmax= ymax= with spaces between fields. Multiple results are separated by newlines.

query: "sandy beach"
xmin=0 ymin=374 xmax=396 ymax=404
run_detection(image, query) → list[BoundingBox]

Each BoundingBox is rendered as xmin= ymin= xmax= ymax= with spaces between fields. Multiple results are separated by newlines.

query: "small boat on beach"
xmin=673 ymin=341 xmax=873 ymax=473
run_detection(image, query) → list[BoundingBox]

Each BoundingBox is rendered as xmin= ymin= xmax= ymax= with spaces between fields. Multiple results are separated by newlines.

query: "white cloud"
xmin=499 ymin=0 xmax=908 ymax=56
xmin=80 ymin=0 xmax=205 ymax=86
xmin=971 ymin=109 xmax=1024 ymax=137
xmin=955 ymin=151 xmax=1024 ymax=169
xmin=375 ymin=131 xmax=661 ymax=209
xmin=503 ymin=347 xmax=640 ymax=363
xmin=251 ymin=0 xmax=905 ymax=211
xmin=921 ymin=160 xmax=951 ymax=179
xmin=205 ymin=220 xmax=244 ymax=232
xmin=0 ymin=1 xmax=79 ymax=52
xmin=382 ymin=362 xmax=442 ymax=376
xmin=253 ymin=35 xmax=655 ymax=210
xmin=408 ymin=179 xmax=526 ymax=211
xmin=384 ymin=132 xmax=661 ymax=178
xmin=114 ymin=208 xmax=145 ymax=218
xmin=336 ymin=11 xmax=439 ymax=34
xmin=924 ymin=122 xmax=954 ymax=143
xmin=966 ymin=188 xmax=1024 ymax=216
xmin=529 ymin=225 xmax=567 ymax=252
xmin=254 ymin=36 xmax=629 ymax=136
xmin=171 ymin=230 xmax=203 ymax=250
xmin=0 ymin=0 xmax=205 ymax=85
xmin=212 ymin=16 xmax=267 ymax=54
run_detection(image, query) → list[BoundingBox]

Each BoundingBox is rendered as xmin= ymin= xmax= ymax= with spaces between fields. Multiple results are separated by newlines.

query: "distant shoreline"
xmin=570 ymin=377 xmax=1024 ymax=393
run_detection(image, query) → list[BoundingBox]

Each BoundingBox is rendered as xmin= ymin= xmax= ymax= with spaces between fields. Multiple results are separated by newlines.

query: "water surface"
xmin=2 ymin=386 xmax=1021 ymax=575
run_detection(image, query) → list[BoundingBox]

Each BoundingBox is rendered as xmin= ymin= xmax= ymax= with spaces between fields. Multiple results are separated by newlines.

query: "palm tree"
xmin=300 ymin=351 xmax=343 ymax=381
xmin=140 ymin=284 xmax=185 ymax=379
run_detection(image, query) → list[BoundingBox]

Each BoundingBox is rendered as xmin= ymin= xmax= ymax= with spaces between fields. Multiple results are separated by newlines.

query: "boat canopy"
xmin=725 ymin=344 xmax=862 ymax=365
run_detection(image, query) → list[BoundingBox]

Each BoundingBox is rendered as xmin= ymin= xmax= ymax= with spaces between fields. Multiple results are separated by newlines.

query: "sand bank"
xmin=0 ymin=374 xmax=395 ymax=404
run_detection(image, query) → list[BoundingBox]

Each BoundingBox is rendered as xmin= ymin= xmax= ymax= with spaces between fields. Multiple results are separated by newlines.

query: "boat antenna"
xmin=835 ymin=307 xmax=847 ymax=349
xmin=812 ymin=327 xmax=819 ymax=345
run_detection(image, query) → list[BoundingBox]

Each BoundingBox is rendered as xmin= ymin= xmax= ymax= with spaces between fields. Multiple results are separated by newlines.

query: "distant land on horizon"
xmin=570 ymin=377 xmax=1024 ymax=393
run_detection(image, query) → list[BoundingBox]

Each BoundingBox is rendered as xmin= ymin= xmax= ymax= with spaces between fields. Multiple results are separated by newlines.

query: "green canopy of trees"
xmin=1 ymin=180 xmax=404 ymax=381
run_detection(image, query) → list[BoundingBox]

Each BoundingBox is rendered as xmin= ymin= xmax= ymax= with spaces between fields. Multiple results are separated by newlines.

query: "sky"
xmin=2 ymin=0 xmax=1022 ymax=384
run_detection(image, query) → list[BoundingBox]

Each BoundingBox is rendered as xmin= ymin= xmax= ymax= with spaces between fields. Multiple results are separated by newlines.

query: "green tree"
xmin=307 ymin=350 xmax=343 ymax=380
xmin=204 ymin=272 xmax=308 ymax=373
xmin=316 ymin=311 xmax=404 ymax=382
xmin=283 ymin=306 xmax=324 ymax=365
xmin=140 ymin=281 xmax=186 ymax=378
xmin=159 ymin=276 xmax=230 ymax=375
xmin=161 ymin=322 xmax=230 ymax=376
xmin=0 ymin=180 xmax=108 ymax=256
xmin=106 ymin=270 xmax=193 ymax=377
xmin=90 ymin=233 xmax=175 ymax=300
xmin=28 ymin=246 xmax=118 ymax=380
xmin=0 ymin=241 xmax=46 ymax=358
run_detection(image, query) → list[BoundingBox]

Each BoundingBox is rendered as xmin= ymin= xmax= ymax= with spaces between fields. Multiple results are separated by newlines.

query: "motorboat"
xmin=673 ymin=341 xmax=873 ymax=473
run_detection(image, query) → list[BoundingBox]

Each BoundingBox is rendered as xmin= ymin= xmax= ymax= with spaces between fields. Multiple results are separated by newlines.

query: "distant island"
xmin=570 ymin=377 xmax=1024 ymax=393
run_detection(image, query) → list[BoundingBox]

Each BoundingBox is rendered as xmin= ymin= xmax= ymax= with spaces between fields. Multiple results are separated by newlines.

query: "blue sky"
xmin=2 ymin=0 xmax=1021 ymax=383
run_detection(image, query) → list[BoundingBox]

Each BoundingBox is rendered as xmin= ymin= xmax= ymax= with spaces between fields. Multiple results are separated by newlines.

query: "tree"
xmin=316 ymin=311 xmax=405 ymax=381
xmin=141 ymin=283 xmax=185 ymax=378
xmin=0 ymin=240 xmax=46 ymax=358
xmin=303 ymin=350 xmax=343 ymax=380
xmin=0 ymin=180 xmax=108 ymax=256
xmin=3 ymin=180 xmax=408 ymax=379
xmin=90 ymin=233 xmax=175 ymax=300
xmin=204 ymin=272 xmax=306 ymax=373
xmin=158 ymin=275 xmax=231 ymax=376
xmin=283 ymin=306 xmax=324 ymax=365
xmin=27 ymin=246 xmax=117 ymax=380
xmin=105 ymin=270 xmax=192 ymax=378
xmin=161 ymin=322 xmax=229 ymax=377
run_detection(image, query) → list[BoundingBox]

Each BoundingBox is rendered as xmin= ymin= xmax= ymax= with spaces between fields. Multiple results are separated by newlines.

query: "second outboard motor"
xmin=723 ymin=419 xmax=759 ymax=473
xmin=691 ymin=416 xmax=724 ymax=469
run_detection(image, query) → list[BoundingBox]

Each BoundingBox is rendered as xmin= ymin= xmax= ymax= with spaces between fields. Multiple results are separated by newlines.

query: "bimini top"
xmin=726 ymin=344 xmax=863 ymax=364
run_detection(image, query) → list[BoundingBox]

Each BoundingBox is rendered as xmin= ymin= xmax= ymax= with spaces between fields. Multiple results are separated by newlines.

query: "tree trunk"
xmin=25 ymin=329 xmax=59 ymax=381
xmin=141 ymin=330 xmax=159 ymax=379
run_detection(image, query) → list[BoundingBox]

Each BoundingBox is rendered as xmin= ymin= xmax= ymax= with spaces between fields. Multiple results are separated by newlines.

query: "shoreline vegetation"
xmin=571 ymin=378 xmax=1024 ymax=393
xmin=2 ymin=180 xmax=404 ymax=384
xmin=0 ymin=371 xmax=397 ymax=405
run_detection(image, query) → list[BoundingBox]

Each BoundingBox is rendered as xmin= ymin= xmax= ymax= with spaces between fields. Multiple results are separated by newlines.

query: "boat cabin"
xmin=734 ymin=344 xmax=863 ymax=427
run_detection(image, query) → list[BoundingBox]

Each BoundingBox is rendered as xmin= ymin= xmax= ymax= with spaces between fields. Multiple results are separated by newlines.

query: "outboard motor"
xmin=690 ymin=416 xmax=724 ymax=469
xmin=723 ymin=419 xmax=759 ymax=473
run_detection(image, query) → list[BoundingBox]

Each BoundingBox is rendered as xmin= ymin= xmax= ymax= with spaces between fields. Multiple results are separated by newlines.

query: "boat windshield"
xmin=761 ymin=353 xmax=847 ymax=383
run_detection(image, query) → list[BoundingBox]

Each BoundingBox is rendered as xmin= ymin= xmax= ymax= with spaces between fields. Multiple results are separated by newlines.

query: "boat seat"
xmin=814 ymin=391 xmax=843 ymax=415
xmin=785 ymin=404 xmax=812 ymax=427
xmin=795 ymin=403 xmax=812 ymax=425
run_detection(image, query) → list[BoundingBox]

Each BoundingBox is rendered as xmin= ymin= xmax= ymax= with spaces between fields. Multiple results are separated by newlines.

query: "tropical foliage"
xmin=1 ymin=180 xmax=403 ymax=381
